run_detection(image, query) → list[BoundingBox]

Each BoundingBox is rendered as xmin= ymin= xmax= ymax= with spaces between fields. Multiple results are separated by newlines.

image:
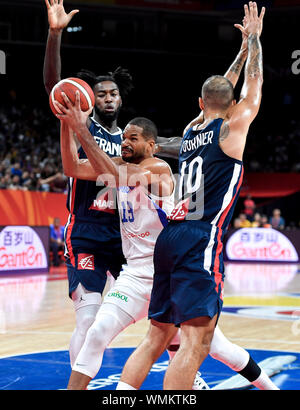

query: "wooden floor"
xmin=0 ymin=262 xmax=300 ymax=359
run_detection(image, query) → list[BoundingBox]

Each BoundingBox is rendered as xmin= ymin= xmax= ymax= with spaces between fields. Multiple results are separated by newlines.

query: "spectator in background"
xmin=49 ymin=172 xmax=68 ymax=193
xmin=21 ymin=170 xmax=37 ymax=191
xmin=7 ymin=175 xmax=23 ymax=190
xmin=233 ymin=217 xmax=241 ymax=229
xmin=37 ymin=171 xmax=67 ymax=193
xmin=260 ymin=215 xmax=271 ymax=228
xmin=270 ymin=208 xmax=285 ymax=230
xmin=0 ymin=173 xmax=12 ymax=189
xmin=239 ymin=213 xmax=252 ymax=228
xmin=243 ymin=194 xmax=256 ymax=221
xmin=11 ymin=162 xmax=22 ymax=178
xmin=50 ymin=217 xmax=65 ymax=266
xmin=251 ymin=212 xmax=261 ymax=227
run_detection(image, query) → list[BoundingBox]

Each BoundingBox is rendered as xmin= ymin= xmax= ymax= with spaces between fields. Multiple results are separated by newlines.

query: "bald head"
xmin=201 ymin=75 xmax=234 ymax=111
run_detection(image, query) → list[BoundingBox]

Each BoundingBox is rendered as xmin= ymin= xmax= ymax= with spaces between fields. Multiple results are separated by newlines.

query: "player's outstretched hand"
xmin=243 ymin=2 xmax=265 ymax=37
xmin=234 ymin=16 xmax=248 ymax=55
xmin=45 ymin=0 xmax=79 ymax=31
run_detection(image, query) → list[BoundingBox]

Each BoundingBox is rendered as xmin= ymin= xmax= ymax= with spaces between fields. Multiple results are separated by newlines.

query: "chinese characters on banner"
xmin=226 ymin=228 xmax=299 ymax=262
xmin=0 ymin=226 xmax=48 ymax=273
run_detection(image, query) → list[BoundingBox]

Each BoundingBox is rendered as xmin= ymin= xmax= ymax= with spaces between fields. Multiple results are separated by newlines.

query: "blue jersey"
xmin=170 ymin=118 xmax=244 ymax=233
xmin=66 ymin=118 xmax=122 ymax=223
xmin=150 ymin=118 xmax=242 ymax=324
xmin=63 ymin=117 xmax=126 ymax=293
xmin=64 ymin=118 xmax=123 ymax=257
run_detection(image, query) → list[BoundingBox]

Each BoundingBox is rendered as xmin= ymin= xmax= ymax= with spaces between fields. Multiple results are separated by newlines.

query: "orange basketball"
xmin=49 ymin=77 xmax=95 ymax=116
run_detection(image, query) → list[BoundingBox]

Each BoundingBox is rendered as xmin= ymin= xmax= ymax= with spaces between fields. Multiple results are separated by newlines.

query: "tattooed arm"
xmin=240 ymin=32 xmax=263 ymax=100
xmin=239 ymin=2 xmax=264 ymax=111
xmin=219 ymin=2 xmax=265 ymax=160
xmin=224 ymin=51 xmax=247 ymax=88
xmin=219 ymin=122 xmax=230 ymax=144
xmin=183 ymin=18 xmax=249 ymax=136
xmin=182 ymin=48 xmax=246 ymax=136
xmin=224 ymin=23 xmax=248 ymax=88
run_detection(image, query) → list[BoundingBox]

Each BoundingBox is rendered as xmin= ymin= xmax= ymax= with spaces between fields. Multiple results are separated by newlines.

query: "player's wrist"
xmin=239 ymin=47 xmax=248 ymax=59
xmin=49 ymin=27 xmax=64 ymax=35
xmin=76 ymin=123 xmax=90 ymax=137
xmin=247 ymin=31 xmax=260 ymax=38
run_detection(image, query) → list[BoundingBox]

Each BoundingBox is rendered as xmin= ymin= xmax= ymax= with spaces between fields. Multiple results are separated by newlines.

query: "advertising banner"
xmin=0 ymin=226 xmax=49 ymax=274
xmin=224 ymin=228 xmax=299 ymax=263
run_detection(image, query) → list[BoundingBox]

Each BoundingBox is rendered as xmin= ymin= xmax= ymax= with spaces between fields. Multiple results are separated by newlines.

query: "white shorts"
xmin=101 ymin=258 xmax=154 ymax=322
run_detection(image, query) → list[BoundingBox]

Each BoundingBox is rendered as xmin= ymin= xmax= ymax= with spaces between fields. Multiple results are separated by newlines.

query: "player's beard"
xmin=94 ymin=105 xmax=121 ymax=125
xmin=122 ymin=148 xmax=145 ymax=164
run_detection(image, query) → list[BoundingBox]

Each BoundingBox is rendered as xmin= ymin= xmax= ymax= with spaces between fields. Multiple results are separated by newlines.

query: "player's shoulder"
xmin=141 ymin=157 xmax=170 ymax=168
xmin=140 ymin=157 xmax=172 ymax=174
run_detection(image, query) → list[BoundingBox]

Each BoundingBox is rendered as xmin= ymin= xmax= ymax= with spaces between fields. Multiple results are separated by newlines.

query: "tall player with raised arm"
xmin=44 ymin=0 xmax=183 ymax=157
xmin=44 ymin=0 xmax=134 ymax=369
xmin=115 ymin=2 xmax=279 ymax=391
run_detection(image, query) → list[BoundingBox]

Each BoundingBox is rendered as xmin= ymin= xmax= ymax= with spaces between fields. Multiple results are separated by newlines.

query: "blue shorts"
xmin=65 ymin=221 xmax=125 ymax=297
xmin=149 ymin=220 xmax=224 ymax=326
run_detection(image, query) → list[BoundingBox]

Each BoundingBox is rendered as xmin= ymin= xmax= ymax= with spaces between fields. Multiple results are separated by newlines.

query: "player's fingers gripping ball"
xmin=49 ymin=77 xmax=95 ymax=116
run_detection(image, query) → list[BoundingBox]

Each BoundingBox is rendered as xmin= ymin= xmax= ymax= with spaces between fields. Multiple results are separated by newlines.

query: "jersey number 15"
xmin=121 ymin=201 xmax=134 ymax=223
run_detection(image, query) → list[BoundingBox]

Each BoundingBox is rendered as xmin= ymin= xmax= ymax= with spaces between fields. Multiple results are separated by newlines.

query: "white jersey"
xmin=117 ymin=179 xmax=174 ymax=265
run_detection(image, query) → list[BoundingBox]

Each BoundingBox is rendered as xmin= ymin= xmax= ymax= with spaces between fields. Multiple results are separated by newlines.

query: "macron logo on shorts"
xmin=78 ymin=254 xmax=95 ymax=271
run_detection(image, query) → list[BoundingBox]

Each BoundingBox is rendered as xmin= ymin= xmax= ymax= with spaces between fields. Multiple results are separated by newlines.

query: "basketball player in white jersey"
xmin=57 ymin=112 xmax=178 ymax=390
xmin=54 ymin=90 xmax=278 ymax=391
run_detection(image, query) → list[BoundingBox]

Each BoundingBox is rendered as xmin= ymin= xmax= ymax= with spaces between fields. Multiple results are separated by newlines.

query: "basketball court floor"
xmin=0 ymin=262 xmax=299 ymax=390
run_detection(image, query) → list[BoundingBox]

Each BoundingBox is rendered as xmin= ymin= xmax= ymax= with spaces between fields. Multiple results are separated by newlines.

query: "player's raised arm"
xmin=43 ymin=0 xmax=79 ymax=94
xmin=219 ymin=2 xmax=265 ymax=161
xmin=155 ymin=14 xmax=251 ymax=158
xmin=182 ymin=14 xmax=250 ymax=137
xmin=239 ymin=3 xmax=264 ymax=112
xmin=224 ymin=20 xmax=248 ymax=88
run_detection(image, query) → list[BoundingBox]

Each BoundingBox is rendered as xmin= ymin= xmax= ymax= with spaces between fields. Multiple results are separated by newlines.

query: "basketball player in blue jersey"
xmin=43 ymin=0 xmax=182 ymax=157
xmin=112 ymin=3 xmax=274 ymax=390
xmin=44 ymin=0 xmax=134 ymax=369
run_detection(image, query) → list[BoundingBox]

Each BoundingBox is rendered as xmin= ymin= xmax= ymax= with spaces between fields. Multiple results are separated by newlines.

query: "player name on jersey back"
xmin=181 ymin=130 xmax=213 ymax=153
xmin=171 ymin=118 xmax=244 ymax=229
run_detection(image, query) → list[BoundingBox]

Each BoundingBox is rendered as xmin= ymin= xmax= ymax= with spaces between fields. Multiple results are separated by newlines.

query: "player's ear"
xmin=148 ymin=140 xmax=155 ymax=154
xmin=199 ymin=97 xmax=205 ymax=110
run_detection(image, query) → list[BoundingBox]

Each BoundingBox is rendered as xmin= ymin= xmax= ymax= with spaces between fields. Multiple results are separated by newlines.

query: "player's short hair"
xmin=201 ymin=75 xmax=234 ymax=111
xmin=128 ymin=117 xmax=158 ymax=143
xmin=76 ymin=66 xmax=134 ymax=99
